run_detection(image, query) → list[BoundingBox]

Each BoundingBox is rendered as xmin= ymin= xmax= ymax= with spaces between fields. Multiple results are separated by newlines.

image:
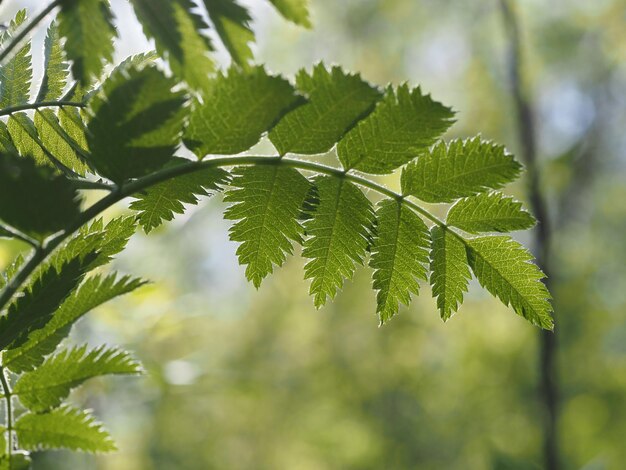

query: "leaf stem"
xmin=0 ymin=101 xmax=86 ymax=118
xmin=0 ymin=366 xmax=13 ymax=459
xmin=0 ymin=0 xmax=62 ymax=64
xmin=0 ymin=225 xmax=39 ymax=249
xmin=0 ymin=155 xmax=466 ymax=312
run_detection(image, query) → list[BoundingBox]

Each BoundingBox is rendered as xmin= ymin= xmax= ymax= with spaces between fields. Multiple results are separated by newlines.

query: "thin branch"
xmin=69 ymin=179 xmax=115 ymax=191
xmin=499 ymin=1 xmax=558 ymax=469
xmin=0 ymin=224 xmax=40 ymax=249
xmin=0 ymin=101 xmax=86 ymax=118
xmin=0 ymin=156 xmax=465 ymax=312
xmin=0 ymin=0 xmax=62 ymax=64
xmin=0 ymin=366 xmax=14 ymax=459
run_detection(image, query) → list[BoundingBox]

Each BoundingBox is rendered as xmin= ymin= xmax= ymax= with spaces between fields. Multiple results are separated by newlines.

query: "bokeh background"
xmin=1 ymin=0 xmax=625 ymax=468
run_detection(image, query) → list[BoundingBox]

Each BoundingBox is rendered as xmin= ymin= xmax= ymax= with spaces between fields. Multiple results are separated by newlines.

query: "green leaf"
xmin=184 ymin=67 xmax=301 ymax=157
xmin=129 ymin=0 xmax=215 ymax=89
xmin=0 ymin=253 xmax=94 ymax=351
xmin=48 ymin=217 xmax=137 ymax=272
xmin=0 ymin=11 xmax=32 ymax=108
xmin=0 ymin=152 xmax=81 ymax=238
xmin=302 ymin=176 xmax=374 ymax=307
xmin=130 ymin=158 xmax=229 ymax=233
xmin=58 ymin=0 xmax=116 ymax=85
xmin=447 ymin=192 xmax=535 ymax=233
xmin=369 ymin=199 xmax=430 ymax=324
xmin=7 ymin=113 xmax=50 ymax=168
xmin=429 ymin=226 xmax=471 ymax=321
xmin=34 ymin=109 xmax=91 ymax=175
xmin=466 ymin=236 xmax=553 ymax=329
xmin=0 ymin=121 xmax=18 ymax=154
xmin=3 ymin=274 xmax=146 ymax=373
xmin=15 ymin=406 xmax=116 ymax=453
xmin=269 ymin=64 xmax=381 ymax=156
xmin=0 ymin=452 xmax=31 ymax=470
xmin=204 ymin=0 xmax=254 ymax=67
xmin=87 ymin=65 xmax=188 ymax=182
xmin=58 ymin=107 xmax=89 ymax=155
xmin=267 ymin=0 xmax=312 ymax=28
xmin=401 ymin=138 xmax=523 ymax=203
xmin=337 ymin=85 xmax=454 ymax=174
xmin=0 ymin=255 xmax=25 ymax=291
xmin=224 ymin=165 xmax=312 ymax=288
xmin=36 ymin=23 xmax=69 ymax=101
xmin=14 ymin=345 xmax=142 ymax=412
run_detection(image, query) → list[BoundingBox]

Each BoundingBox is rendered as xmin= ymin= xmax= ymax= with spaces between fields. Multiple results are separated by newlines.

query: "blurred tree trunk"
xmin=498 ymin=2 xmax=558 ymax=469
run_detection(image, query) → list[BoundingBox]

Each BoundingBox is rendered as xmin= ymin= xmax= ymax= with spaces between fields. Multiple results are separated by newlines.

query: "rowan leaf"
xmin=224 ymin=165 xmax=312 ymax=288
xmin=203 ymin=0 xmax=255 ymax=67
xmin=401 ymin=138 xmax=523 ymax=203
xmin=0 ymin=253 xmax=94 ymax=351
xmin=3 ymin=274 xmax=146 ymax=373
xmin=302 ymin=176 xmax=374 ymax=307
xmin=267 ymin=0 xmax=312 ymax=28
xmin=14 ymin=345 xmax=142 ymax=412
xmin=37 ymin=23 xmax=70 ymax=102
xmin=34 ymin=109 xmax=91 ymax=175
xmin=0 ymin=10 xmax=32 ymax=108
xmin=87 ymin=65 xmax=188 ymax=182
xmin=429 ymin=226 xmax=471 ymax=320
xmin=58 ymin=0 xmax=116 ymax=85
xmin=15 ymin=407 xmax=116 ymax=453
xmin=447 ymin=192 xmax=536 ymax=233
xmin=337 ymin=84 xmax=454 ymax=174
xmin=269 ymin=64 xmax=382 ymax=156
xmin=130 ymin=158 xmax=230 ymax=233
xmin=370 ymin=199 xmax=430 ymax=324
xmin=129 ymin=0 xmax=215 ymax=89
xmin=466 ymin=236 xmax=553 ymax=329
xmin=184 ymin=67 xmax=301 ymax=157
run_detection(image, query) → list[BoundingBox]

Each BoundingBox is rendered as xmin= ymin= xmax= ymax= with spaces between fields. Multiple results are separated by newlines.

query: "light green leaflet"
xmin=302 ymin=176 xmax=374 ymax=307
xmin=184 ymin=66 xmax=301 ymax=157
xmin=337 ymin=84 xmax=455 ymax=174
xmin=447 ymin=192 xmax=535 ymax=233
xmin=429 ymin=226 xmax=471 ymax=320
xmin=370 ymin=199 xmax=430 ymax=323
xmin=15 ymin=407 xmax=115 ymax=453
xmin=467 ymin=236 xmax=553 ymax=329
xmin=224 ymin=165 xmax=312 ymax=288
xmin=401 ymin=137 xmax=522 ymax=203
xmin=269 ymin=64 xmax=382 ymax=156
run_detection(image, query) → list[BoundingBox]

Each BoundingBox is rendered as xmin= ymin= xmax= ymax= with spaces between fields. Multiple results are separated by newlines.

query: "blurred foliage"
xmin=2 ymin=0 xmax=625 ymax=468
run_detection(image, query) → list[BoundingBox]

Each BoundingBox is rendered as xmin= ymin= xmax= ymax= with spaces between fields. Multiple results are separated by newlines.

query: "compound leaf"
xmin=447 ymin=192 xmax=536 ymax=233
xmin=337 ymin=84 xmax=454 ymax=174
xmin=184 ymin=67 xmax=301 ymax=157
xmin=224 ymin=165 xmax=312 ymax=288
xmin=58 ymin=0 xmax=116 ymax=85
xmin=401 ymin=138 xmax=522 ymax=203
xmin=15 ymin=407 xmax=116 ymax=453
xmin=370 ymin=199 xmax=430 ymax=324
xmin=466 ymin=236 xmax=553 ymax=329
xmin=430 ymin=226 xmax=471 ymax=320
xmin=302 ymin=176 xmax=374 ymax=307
xmin=87 ymin=65 xmax=188 ymax=182
xmin=269 ymin=64 xmax=381 ymax=156
xmin=14 ymin=345 xmax=142 ymax=412
xmin=3 ymin=274 xmax=146 ymax=373
xmin=130 ymin=158 xmax=229 ymax=233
